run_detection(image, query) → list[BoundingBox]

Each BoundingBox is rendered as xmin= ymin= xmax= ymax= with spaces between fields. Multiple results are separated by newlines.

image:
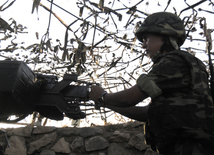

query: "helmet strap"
xmin=160 ymin=36 xmax=179 ymax=53
xmin=169 ymin=36 xmax=179 ymax=50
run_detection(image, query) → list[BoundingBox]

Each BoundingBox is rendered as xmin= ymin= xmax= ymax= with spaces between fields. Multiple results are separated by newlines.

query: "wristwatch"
xmin=98 ymin=91 xmax=107 ymax=106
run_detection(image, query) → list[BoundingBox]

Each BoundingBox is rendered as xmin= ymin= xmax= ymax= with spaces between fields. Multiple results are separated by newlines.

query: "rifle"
xmin=0 ymin=60 xmax=99 ymax=123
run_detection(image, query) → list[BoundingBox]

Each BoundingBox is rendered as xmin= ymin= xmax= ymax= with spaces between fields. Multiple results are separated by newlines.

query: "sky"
xmin=0 ymin=0 xmax=213 ymax=128
xmin=0 ymin=0 xmax=212 ymax=58
xmin=0 ymin=0 xmax=212 ymax=48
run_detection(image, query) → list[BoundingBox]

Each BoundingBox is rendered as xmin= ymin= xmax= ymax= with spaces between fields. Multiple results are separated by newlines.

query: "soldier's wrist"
xmin=98 ymin=91 xmax=107 ymax=106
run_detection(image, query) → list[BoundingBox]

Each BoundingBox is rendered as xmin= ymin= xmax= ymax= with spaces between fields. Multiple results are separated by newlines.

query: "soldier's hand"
xmin=89 ymin=85 xmax=105 ymax=102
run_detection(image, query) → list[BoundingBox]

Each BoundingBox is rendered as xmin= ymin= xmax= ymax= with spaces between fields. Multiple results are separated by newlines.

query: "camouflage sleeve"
xmin=137 ymin=74 xmax=162 ymax=99
xmin=137 ymin=54 xmax=191 ymax=99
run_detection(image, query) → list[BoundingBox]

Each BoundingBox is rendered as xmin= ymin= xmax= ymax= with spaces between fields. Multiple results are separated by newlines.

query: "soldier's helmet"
xmin=135 ymin=12 xmax=186 ymax=47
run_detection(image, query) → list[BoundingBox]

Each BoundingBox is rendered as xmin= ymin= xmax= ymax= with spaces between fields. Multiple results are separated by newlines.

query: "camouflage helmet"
xmin=135 ymin=12 xmax=186 ymax=46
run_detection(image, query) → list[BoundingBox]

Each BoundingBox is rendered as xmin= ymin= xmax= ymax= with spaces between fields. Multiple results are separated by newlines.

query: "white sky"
xmin=0 ymin=0 xmax=212 ymax=51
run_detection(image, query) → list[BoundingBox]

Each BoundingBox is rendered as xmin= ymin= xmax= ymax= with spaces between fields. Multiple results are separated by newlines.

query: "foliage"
xmin=0 ymin=0 xmax=213 ymax=126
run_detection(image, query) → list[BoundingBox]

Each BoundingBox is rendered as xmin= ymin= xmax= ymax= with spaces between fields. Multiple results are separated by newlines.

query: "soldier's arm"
xmin=90 ymin=85 xmax=149 ymax=121
xmin=105 ymin=104 xmax=149 ymax=122
xmin=104 ymin=84 xmax=148 ymax=107
xmin=90 ymin=84 xmax=148 ymax=107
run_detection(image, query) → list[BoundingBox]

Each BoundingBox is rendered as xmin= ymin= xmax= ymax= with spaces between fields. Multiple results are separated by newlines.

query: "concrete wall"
xmin=0 ymin=121 xmax=160 ymax=155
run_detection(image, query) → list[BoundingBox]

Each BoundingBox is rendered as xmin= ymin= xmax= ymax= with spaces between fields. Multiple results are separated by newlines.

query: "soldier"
xmin=89 ymin=12 xmax=214 ymax=154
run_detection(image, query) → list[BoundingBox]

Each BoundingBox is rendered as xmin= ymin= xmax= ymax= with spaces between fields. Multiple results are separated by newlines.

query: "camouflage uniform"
xmin=135 ymin=12 xmax=214 ymax=154
xmin=137 ymin=50 xmax=214 ymax=154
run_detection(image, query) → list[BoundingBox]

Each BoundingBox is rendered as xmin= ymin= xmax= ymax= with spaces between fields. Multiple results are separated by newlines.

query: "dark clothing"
xmin=137 ymin=50 xmax=214 ymax=154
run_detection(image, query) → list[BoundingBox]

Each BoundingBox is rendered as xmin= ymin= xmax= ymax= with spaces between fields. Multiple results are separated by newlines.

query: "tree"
xmin=0 ymin=0 xmax=213 ymax=127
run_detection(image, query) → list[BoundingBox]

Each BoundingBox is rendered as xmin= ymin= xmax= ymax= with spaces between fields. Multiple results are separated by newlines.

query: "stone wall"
xmin=0 ymin=121 xmax=160 ymax=155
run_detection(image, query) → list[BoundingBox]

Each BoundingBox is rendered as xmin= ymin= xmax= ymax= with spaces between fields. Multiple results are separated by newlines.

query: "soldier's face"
xmin=142 ymin=34 xmax=164 ymax=58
